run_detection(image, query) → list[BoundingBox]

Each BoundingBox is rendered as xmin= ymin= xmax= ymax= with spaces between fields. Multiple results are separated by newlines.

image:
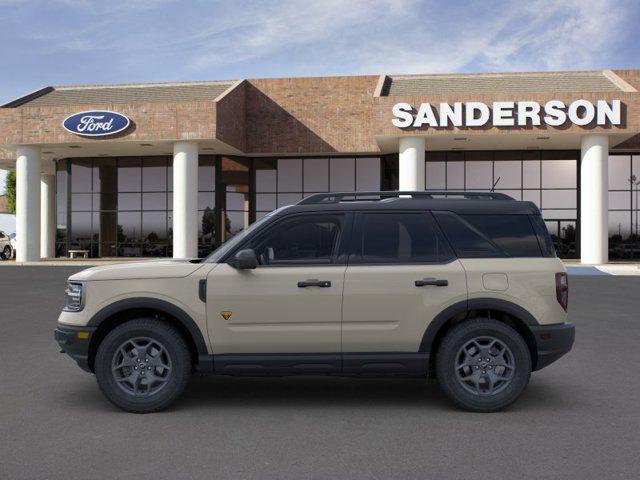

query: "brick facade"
xmin=0 ymin=69 xmax=639 ymax=158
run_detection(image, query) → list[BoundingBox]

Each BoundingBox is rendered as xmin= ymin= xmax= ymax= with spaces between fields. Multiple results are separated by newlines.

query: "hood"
xmin=69 ymin=259 xmax=205 ymax=281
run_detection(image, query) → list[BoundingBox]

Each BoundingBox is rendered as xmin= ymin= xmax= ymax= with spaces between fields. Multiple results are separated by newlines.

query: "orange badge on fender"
xmin=220 ymin=311 xmax=232 ymax=321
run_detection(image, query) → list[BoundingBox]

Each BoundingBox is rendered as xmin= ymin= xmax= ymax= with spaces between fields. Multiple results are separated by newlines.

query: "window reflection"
xmin=608 ymin=154 xmax=640 ymax=259
xmin=425 ymin=151 xmax=579 ymax=258
xmin=67 ymin=156 xmax=171 ymax=258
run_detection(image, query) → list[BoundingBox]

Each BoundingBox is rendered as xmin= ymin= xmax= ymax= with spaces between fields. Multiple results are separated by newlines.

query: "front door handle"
xmin=415 ymin=278 xmax=448 ymax=287
xmin=298 ymin=279 xmax=332 ymax=288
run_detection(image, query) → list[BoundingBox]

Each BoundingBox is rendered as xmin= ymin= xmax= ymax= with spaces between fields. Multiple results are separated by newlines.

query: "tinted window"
xmin=433 ymin=212 xmax=501 ymax=258
xmin=461 ymin=214 xmax=542 ymax=257
xmin=354 ymin=212 xmax=454 ymax=264
xmin=529 ymin=214 xmax=556 ymax=257
xmin=251 ymin=214 xmax=343 ymax=265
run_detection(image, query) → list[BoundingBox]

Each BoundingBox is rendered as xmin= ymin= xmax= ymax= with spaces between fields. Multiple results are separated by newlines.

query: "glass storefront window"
xmin=255 ymin=156 xmax=382 ymax=214
xmin=425 ymin=150 xmax=579 ymax=258
xmin=277 ymin=159 xmax=302 ymax=192
xmin=608 ymin=154 xmax=640 ymax=259
xmin=304 ymin=158 xmax=328 ymax=192
xmin=425 ymin=161 xmax=445 ymax=189
xmin=493 ymin=161 xmax=521 ymax=189
xmin=65 ymin=156 xmax=172 ymax=258
xmin=117 ymin=158 xmax=142 ymax=192
xmin=542 ymin=160 xmax=576 ymax=189
xmin=71 ymin=159 xmax=92 ymax=192
xmin=356 ymin=158 xmax=381 ymax=191
xmin=330 ymin=157 xmax=355 ymax=191
xmin=465 ymin=161 xmax=492 ymax=189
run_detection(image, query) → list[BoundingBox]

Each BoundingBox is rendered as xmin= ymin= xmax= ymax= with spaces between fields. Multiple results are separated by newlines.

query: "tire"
xmin=435 ymin=318 xmax=531 ymax=413
xmin=1 ymin=245 xmax=11 ymax=260
xmin=95 ymin=318 xmax=192 ymax=413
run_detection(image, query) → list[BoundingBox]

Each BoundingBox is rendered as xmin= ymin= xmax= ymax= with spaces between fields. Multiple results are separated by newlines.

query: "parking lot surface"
xmin=1 ymin=266 xmax=639 ymax=480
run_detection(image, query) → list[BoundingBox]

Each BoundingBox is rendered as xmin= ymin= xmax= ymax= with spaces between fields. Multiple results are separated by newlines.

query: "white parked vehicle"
xmin=0 ymin=231 xmax=14 ymax=260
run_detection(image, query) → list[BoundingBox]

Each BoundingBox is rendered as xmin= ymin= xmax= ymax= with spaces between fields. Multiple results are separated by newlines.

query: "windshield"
xmin=203 ymin=206 xmax=289 ymax=263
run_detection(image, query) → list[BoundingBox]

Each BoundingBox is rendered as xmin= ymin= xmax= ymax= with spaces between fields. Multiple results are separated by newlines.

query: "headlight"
xmin=63 ymin=282 xmax=84 ymax=312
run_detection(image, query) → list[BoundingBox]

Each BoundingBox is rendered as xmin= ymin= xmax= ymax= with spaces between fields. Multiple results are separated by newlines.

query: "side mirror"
xmin=233 ymin=249 xmax=258 ymax=270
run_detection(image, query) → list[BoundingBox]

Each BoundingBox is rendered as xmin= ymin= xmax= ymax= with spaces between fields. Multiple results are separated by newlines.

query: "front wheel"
xmin=1 ymin=245 xmax=11 ymax=260
xmin=436 ymin=318 xmax=531 ymax=412
xmin=95 ymin=319 xmax=192 ymax=413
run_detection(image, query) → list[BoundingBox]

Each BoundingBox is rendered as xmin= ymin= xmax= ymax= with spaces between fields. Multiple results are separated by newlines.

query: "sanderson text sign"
xmin=392 ymin=100 xmax=622 ymax=128
xmin=63 ymin=110 xmax=131 ymax=137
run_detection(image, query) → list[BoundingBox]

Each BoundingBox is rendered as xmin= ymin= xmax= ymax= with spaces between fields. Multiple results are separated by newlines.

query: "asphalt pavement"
xmin=1 ymin=266 xmax=639 ymax=480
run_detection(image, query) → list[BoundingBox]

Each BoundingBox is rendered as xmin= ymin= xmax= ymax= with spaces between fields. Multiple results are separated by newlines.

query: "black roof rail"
xmin=298 ymin=191 xmax=513 ymax=205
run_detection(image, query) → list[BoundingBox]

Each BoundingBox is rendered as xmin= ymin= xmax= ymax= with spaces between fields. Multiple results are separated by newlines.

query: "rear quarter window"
xmin=460 ymin=214 xmax=543 ymax=257
xmin=434 ymin=212 xmax=546 ymax=258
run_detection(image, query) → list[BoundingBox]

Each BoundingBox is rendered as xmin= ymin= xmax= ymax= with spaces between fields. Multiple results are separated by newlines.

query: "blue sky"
xmin=1 ymin=0 xmax=639 ymax=191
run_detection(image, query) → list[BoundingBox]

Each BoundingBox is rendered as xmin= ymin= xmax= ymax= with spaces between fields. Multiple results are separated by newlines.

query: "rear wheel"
xmin=95 ymin=319 xmax=191 ymax=413
xmin=436 ymin=318 xmax=531 ymax=412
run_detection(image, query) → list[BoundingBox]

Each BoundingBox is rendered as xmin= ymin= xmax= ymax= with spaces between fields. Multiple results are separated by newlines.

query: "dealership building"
xmin=1 ymin=69 xmax=639 ymax=263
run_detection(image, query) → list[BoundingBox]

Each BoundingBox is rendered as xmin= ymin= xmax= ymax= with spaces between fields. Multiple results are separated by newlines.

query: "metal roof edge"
xmin=1 ymin=86 xmax=54 ymax=108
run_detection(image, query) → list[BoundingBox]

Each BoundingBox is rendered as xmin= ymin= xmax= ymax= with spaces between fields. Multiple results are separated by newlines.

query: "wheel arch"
xmin=421 ymin=298 xmax=539 ymax=371
xmin=86 ymin=298 xmax=209 ymax=372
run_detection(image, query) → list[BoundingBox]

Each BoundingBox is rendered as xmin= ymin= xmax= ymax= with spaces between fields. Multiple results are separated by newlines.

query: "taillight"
xmin=555 ymin=272 xmax=568 ymax=311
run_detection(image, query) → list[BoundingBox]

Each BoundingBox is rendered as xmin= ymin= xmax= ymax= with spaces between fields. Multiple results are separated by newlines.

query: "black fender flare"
xmin=87 ymin=297 xmax=209 ymax=357
xmin=419 ymin=298 xmax=539 ymax=353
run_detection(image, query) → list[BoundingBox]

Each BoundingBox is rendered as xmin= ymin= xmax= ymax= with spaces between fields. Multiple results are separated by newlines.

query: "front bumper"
xmin=54 ymin=324 xmax=96 ymax=372
xmin=531 ymin=322 xmax=575 ymax=371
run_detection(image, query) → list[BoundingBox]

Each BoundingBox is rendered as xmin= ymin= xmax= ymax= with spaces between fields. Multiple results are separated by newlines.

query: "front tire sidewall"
xmin=95 ymin=320 xmax=191 ymax=413
xmin=436 ymin=319 xmax=531 ymax=412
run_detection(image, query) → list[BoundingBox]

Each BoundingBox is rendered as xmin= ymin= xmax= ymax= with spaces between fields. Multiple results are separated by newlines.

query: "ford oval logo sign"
xmin=62 ymin=110 xmax=130 ymax=137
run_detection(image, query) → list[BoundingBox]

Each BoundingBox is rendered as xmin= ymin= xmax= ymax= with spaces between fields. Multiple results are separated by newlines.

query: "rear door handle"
xmin=415 ymin=278 xmax=448 ymax=287
xmin=298 ymin=279 xmax=332 ymax=288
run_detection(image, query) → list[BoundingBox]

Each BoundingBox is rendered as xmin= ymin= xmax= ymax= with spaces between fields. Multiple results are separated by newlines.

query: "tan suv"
xmin=55 ymin=191 xmax=574 ymax=413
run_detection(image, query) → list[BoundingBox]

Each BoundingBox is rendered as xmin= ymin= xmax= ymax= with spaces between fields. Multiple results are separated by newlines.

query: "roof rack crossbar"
xmin=298 ymin=191 xmax=513 ymax=205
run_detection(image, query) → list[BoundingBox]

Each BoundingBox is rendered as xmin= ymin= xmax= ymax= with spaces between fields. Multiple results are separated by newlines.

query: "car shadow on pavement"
xmin=55 ymin=373 xmax=573 ymax=414
xmin=174 ymin=374 xmax=573 ymax=413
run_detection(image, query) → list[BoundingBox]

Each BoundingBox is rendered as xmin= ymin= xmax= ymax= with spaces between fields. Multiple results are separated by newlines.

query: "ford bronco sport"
xmin=55 ymin=191 xmax=574 ymax=413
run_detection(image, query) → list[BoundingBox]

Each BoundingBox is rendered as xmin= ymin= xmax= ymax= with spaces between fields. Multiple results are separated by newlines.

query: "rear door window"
xmin=352 ymin=212 xmax=454 ymax=264
xmin=433 ymin=212 xmax=502 ymax=258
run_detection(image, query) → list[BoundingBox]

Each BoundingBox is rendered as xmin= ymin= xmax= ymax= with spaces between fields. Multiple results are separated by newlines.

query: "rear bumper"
xmin=54 ymin=324 xmax=96 ymax=373
xmin=531 ymin=322 xmax=575 ymax=371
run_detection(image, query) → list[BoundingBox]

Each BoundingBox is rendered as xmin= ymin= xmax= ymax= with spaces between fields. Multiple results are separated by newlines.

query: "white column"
xmin=15 ymin=146 xmax=41 ymax=262
xmin=172 ymin=141 xmax=198 ymax=259
xmin=580 ymin=134 xmax=609 ymax=264
xmin=40 ymin=170 xmax=56 ymax=259
xmin=399 ymin=137 xmax=425 ymax=191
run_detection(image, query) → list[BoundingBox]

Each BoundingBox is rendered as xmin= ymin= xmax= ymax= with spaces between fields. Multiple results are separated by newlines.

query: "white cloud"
xmin=1 ymin=0 xmax=635 ymax=86
xmin=174 ymin=0 xmax=632 ymax=76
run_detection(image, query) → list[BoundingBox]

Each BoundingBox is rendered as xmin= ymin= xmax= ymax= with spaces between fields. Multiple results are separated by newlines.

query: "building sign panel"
xmin=62 ymin=110 xmax=131 ymax=137
xmin=391 ymin=100 xmax=622 ymax=128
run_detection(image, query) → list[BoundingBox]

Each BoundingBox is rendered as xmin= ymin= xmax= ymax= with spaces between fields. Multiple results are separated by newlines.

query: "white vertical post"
xmin=172 ymin=141 xmax=198 ymax=259
xmin=16 ymin=146 xmax=41 ymax=262
xmin=580 ymin=134 xmax=609 ymax=264
xmin=40 ymin=170 xmax=56 ymax=259
xmin=399 ymin=137 xmax=426 ymax=191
